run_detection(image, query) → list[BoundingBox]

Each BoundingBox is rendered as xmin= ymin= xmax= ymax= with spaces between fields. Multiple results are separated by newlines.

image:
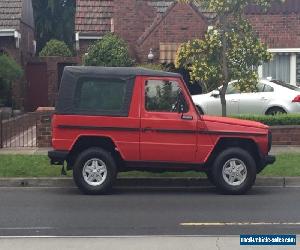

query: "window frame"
xmin=71 ymin=76 xmax=135 ymax=117
xmin=143 ymin=78 xmax=190 ymax=114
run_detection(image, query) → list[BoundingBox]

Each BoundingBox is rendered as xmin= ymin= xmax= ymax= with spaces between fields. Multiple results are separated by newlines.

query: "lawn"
xmin=0 ymin=154 xmax=299 ymax=177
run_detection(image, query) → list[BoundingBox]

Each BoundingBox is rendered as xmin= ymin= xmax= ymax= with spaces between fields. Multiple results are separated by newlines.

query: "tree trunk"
xmin=220 ymin=16 xmax=229 ymax=117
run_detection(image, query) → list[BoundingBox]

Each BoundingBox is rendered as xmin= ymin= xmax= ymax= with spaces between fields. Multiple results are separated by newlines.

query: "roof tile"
xmin=0 ymin=0 xmax=22 ymax=30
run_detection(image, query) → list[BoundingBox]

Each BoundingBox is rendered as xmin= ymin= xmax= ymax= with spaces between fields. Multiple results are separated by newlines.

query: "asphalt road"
xmin=0 ymin=187 xmax=300 ymax=236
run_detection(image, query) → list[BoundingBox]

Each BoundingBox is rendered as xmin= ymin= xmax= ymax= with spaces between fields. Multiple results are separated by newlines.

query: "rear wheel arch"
xmin=265 ymin=106 xmax=287 ymax=115
xmin=67 ymin=136 xmax=124 ymax=169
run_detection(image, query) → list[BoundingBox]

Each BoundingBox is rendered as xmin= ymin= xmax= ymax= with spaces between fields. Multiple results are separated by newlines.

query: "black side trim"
xmin=199 ymin=130 xmax=266 ymax=136
xmin=57 ymin=125 xmax=266 ymax=137
xmin=48 ymin=150 xmax=69 ymax=165
xmin=58 ymin=125 xmax=140 ymax=132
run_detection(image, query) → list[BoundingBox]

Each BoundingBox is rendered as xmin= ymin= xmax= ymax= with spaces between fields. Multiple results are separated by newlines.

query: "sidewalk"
xmin=0 ymin=146 xmax=299 ymax=155
xmin=0 ymin=236 xmax=297 ymax=250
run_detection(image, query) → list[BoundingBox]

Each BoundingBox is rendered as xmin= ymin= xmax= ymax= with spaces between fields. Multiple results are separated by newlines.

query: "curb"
xmin=0 ymin=177 xmax=300 ymax=188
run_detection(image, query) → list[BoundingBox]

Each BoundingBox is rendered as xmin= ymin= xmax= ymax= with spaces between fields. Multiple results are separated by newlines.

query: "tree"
xmin=0 ymin=55 xmax=23 ymax=106
xmin=39 ymin=39 xmax=72 ymax=57
xmin=32 ymin=0 xmax=75 ymax=53
xmin=176 ymin=0 xmax=284 ymax=116
xmin=84 ymin=33 xmax=134 ymax=67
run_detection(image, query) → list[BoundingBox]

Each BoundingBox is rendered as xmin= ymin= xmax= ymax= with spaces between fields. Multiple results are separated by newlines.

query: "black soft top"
xmin=63 ymin=66 xmax=181 ymax=78
xmin=56 ymin=66 xmax=181 ymax=116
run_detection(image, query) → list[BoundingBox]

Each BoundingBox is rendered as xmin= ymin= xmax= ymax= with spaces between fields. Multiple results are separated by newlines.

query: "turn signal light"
xmin=292 ymin=95 xmax=300 ymax=103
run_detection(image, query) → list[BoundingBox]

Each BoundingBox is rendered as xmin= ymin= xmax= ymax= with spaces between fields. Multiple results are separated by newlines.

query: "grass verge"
xmin=0 ymin=153 xmax=299 ymax=178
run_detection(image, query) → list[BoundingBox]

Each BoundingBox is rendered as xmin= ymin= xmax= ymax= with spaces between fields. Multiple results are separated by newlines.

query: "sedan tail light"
xmin=292 ymin=95 xmax=300 ymax=103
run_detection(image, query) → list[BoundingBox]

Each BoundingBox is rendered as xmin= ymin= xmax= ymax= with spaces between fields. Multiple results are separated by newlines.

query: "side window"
xmin=74 ymin=78 xmax=127 ymax=112
xmin=145 ymin=79 xmax=188 ymax=113
xmin=226 ymin=84 xmax=240 ymax=94
xmin=256 ymin=82 xmax=265 ymax=92
xmin=263 ymin=84 xmax=274 ymax=92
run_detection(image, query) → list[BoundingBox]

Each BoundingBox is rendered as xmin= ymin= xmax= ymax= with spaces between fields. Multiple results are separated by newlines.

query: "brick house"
xmin=0 ymin=0 xmax=35 ymax=107
xmin=75 ymin=0 xmax=300 ymax=86
xmin=75 ymin=0 xmax=213 ymax=61
xmin=0 ymin=0 xmax=35 ymax=65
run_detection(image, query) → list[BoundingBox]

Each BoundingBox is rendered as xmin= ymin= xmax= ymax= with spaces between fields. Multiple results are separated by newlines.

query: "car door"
xmin=140 ymin=77 xmax=197 ymax=163
xmin=238 ymin=82 xmax=273 ymax=115
xmin=206 ymin=84 xmax=239 ymax=115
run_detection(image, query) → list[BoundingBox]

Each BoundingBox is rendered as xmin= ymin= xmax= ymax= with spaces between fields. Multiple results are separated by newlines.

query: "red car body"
xmin=49 ymin=67 xmax=274 ymax=194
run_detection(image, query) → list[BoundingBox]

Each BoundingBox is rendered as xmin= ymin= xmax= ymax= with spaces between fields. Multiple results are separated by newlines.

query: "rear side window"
xmin=74 ymin=78 xmax=127 ymax=112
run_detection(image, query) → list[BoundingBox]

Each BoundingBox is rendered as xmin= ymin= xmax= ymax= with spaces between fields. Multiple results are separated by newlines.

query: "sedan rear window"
xmin=271 ymin=80 xmax=300 ymax=92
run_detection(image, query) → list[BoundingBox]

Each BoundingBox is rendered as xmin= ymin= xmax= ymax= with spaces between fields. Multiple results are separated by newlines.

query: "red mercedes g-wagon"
xmin=49 ymin=66 xmax=275 ymax=195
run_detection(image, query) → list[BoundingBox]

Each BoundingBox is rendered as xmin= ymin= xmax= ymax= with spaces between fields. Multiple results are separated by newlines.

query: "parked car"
xmin=192 ymin=79 xmax=300 ymax=116
xmin=49 ymin=67 xmax=275 ymax=195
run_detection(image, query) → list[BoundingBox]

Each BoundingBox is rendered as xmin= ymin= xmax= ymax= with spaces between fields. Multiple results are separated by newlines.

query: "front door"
xmin=140 ymin=78 xmax=197 ymax=163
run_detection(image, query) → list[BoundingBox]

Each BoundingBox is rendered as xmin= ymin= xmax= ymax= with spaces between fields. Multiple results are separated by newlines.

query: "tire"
xmin=266 ymin=107 xmax=286 ymax=116
xmin=211 ymin=147 xmax=256 ymax=195
xmin=73 ymin=147 xmax=117 ymax=195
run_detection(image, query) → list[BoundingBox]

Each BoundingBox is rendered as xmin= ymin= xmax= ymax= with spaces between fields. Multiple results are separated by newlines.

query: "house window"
xmin=262 ymin=54 xmax=290 ymax=83
xmin=260 ymin=49 xmax=300 ymax=86
xmin=296 ymin=55 xmax=300 ymax=86
xmin=159 ymin=43 xmax=181 ymax=63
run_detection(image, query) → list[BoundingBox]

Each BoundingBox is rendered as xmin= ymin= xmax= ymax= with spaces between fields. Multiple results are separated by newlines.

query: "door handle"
xmin=261 ymin=97 xmax=268 ymax=101
xmin=230 ymin=99 xmax=238 ymax=102
xmin=181 ymin=114 xmax=193 ymax=120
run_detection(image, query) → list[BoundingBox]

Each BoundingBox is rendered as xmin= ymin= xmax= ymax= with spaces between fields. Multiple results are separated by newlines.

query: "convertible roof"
xmin=63 ymin=66 xmax=181 ymax=78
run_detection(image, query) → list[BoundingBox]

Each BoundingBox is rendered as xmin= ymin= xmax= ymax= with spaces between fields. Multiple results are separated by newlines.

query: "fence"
xmin=0 ymin=112 xmax=37 ymax=148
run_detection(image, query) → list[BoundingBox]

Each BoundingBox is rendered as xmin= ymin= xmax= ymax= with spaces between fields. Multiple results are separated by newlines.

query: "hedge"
xmin=84 ymin=33 xmax=134 ymax=67
xmin=231 ymin=114 xmax=300 ymax=126
xmin=39 ymin=39 xmax=72 ymax=57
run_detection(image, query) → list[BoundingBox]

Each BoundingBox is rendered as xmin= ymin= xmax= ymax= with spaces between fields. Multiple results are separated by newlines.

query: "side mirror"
xmin=211 ymin=90 xmax=220 ymax=98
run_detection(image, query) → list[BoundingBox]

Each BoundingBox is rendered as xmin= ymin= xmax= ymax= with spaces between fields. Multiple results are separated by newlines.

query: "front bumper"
xmin=257 ymin=154 xmax=276 ymax=173
xmin=264 ymin=155 xmax=276 ymax=165
xmin=48 ymin=150 xmax=69 ymax=165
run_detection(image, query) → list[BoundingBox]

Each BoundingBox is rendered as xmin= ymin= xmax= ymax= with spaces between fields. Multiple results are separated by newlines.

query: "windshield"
xmin=271 ymin=80 xmax=300 ymax=92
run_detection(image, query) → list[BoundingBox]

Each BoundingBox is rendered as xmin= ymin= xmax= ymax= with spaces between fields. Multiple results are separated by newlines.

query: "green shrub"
xmin=231 ymin=114 xmax=300 ymax=126
xmin=84 ymin=33 xmax=134 ymax=67
xmin=0 ymin=55 xmax=23 ymax=107
xmin=39 ymin=39 xmax=72 ymax=57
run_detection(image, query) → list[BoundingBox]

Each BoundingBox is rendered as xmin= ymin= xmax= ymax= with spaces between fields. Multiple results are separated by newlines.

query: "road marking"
xmin=180 ymin=222 xmax=300 ymax=226
xmin=0 ymin=227 xmax=54 ymax=230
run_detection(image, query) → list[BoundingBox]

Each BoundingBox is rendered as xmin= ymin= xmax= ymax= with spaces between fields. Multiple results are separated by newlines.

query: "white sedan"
xmin=192 ymin=79 xmax=300 ymax=115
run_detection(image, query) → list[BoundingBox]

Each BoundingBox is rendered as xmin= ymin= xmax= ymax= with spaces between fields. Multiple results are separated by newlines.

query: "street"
xmin=0 ymin=186 xmax=299 ymax=236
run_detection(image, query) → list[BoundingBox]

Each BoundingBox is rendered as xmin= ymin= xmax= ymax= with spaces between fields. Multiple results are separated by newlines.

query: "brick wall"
xmin=136 ymin=3 xmax=208 ymax=63
xmin=113 ymin=0 xmax=157 ymax=59
xmin=27 ymin=57 xmax=79 ymax=109
xmin=247 ymin=13 xmax=300 ymax=48
xmin=41 ymin=57 xmax=79 ymax=106
xmin=35 ymin=107 xmax=54 ymax=147
xmin=20 ymin=22 xmax=35 ymax=65
xmin=270 ymin=126 xmax=300 ymax=146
